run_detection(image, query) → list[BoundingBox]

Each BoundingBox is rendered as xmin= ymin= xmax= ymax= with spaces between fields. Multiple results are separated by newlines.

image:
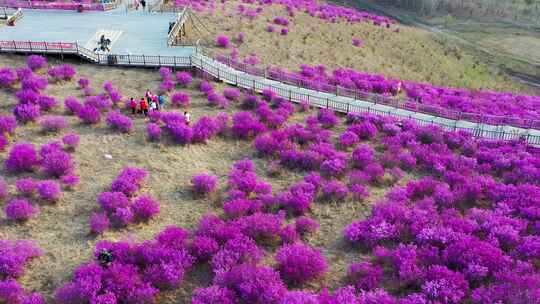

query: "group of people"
xmin=129 ymin=89 xmax=190 ymax=124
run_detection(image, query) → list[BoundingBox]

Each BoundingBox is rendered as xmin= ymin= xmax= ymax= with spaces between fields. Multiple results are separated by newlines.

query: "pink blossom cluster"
xmin=90 ymin=167 xmax=159 ymax=233
xmin=0 ymin=239 xmax=44 ymax=303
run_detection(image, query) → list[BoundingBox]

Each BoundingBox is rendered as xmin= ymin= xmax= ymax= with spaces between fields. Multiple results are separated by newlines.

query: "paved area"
xmin=0 ymin=7 xmax=195 ymax=55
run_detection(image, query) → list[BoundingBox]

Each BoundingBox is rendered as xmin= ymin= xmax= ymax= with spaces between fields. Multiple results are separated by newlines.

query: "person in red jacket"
xmin=140 ymin=97 xmax=149 ymax=117
xmin=129 ymin=98 xmax=137 ymax=115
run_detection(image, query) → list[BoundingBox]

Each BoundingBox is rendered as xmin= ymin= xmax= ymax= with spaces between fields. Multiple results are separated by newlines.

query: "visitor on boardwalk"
xmin=184 ymin=111 xmax=190 ymax=125
xmin=129 ymin=97 xmax=137 ymax=114
xmin=141 ymin=0 xmax=146 ymax=11
xmin=140 ymin=97 xmax=149 ymax=117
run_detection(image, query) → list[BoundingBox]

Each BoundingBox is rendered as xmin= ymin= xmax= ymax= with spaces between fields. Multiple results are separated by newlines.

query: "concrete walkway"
xmin=0 ymin=7 xmax=195 ymax=56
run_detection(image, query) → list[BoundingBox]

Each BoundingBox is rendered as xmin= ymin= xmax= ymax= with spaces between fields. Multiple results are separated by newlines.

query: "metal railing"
xmin=190 ymin=51 xmax=540 ymax=146
xmin=0 ymin=39 xmax=538 ymax=146
xmin=167 ymin=7 xmax=187 ymax=46
xmin=0 ymin=0 xmax=117 ymax=11
xmin=197 ymin=46 xmax=540 ymax=131
xmin=0 ymin=40 xmax=192 ymax=67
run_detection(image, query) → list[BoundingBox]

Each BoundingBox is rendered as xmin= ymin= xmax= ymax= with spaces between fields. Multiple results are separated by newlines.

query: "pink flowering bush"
xmin=62 ymin=133 xmax=80 ymax=151
xmin=176 ymin=72 xmax=193 ymax=87
xmin=0 ymin=68 xmax=16 ymax=87
xmin=26 ymin=55 xmax=47 ymax=71
xmin=232 ymin=111 xmax=266 ymax=139
xmin=64 ymin=97 xmax=82 ymax=115
xmin=216 ymin=34 xmax=231 ymax=48
xmin=111 ymin=167 xmax=147 ymax=197
xmin=4 ymin=199 xmax=38 ymax=222
xmin=39 ymin=115 xmax=68 ymax=133
xmin=131 ymin=195 xmax=160 ymax=221
xmin=36 ymin=180 xmax=61 ymax=202
xmin=13 ymin=103 xmax=41 ymax=123
xmin=0 ymin=239 xmax=42 ymax=278
xmin=5 ymin=142 xmax=38 ymax=173
xmin=106 ymin=110 xmax=133 ymax=133
xmin=191 ymin=173 xmax=218 ymax=196
xmin=171 ymin=91 xmax=190 ymax=107
xmin=77 ymin=105 xmax=101 ymax=124
xmin=0 ymin=115 xmax=17 ymax=135
xmin=275 ymin=243 xmax=328 ymax=285
xmin=147 ymin=123 xmax=161 ymax=141
xmin=89 ymin=212 xmax=110 ymax=234
xmin=47 ymin=64 xmax=76 ymax=81
xmin=41 ymin=144 xmax=74 ymax=177
xmin=192 ymin=116 xmax=219 ymax=143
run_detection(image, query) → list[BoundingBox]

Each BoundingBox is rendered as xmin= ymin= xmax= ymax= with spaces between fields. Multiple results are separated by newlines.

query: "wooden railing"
xmin=0 ymin=39 xmax=538 ymax=146
xmin=0 ymin=0 xmax=117 ymax=11
xmin=167 ymin=7 xmax=187 ymax=46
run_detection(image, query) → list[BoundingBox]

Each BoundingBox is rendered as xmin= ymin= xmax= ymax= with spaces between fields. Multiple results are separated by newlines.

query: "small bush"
xmin=147 ymin=123 xmax=162 ymax=141
xmin=13 ymin=103 xmax=41 ymax=123
xmin=191 ymin=173 xmax=218 ymax=196
xmin=5 ymin=142 xmax=38 ymax=173
xmin=216 ymin=35 xmax=231 ymax=48
xmin=4 ymin=199 xmax=38 ymax=222
xmin=131 ymin=195 xmax=160 ymax=221
xmin=275 ymin=243 xmax=328 ymax=285
xmin=77 ymin=105 xmax=101 ymax=124
xmin=176 ymin=72 xmax=193 ymax=87
xmin=36 ymin=180 xmax=61 ymax=202
xmin=106 ymin=110 xmax=134 ymax=133
xmin=62 ymin=133 xmax=80 ymax=151
xmin=90 ymin=212 xmax=110 ymax=234
xmin=27 ymin=55 xmax=47 ymax=71
xmin=39 ymin=115 xmax=68 ymax=133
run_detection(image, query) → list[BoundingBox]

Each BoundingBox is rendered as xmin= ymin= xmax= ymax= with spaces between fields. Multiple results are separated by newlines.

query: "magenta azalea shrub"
xmin=147 ymin=123 xmax=162 ymax=141
xmin=347 ymin=262 xmax=383 ymax=290
xmin=77 ymin=105 xmax=101 ymax=124
xmin=275 ymin=243 xmax=328 ymax=285
xmin=47 ymin=64 xmax=76 ymax=81
xmin=106 ymin=110 xmax=133 ymax=133
xmin=4 ymin=199 xmax=38 ymax=222
xmin=0 ymin=68 xmax=16 ymax=87
xmin=27 ymin=55 xmax=47 ymax=71
xmin=36 ymin=180 xmax=61 ymax=202
xmin=216 ymin=34 xmax=231 ymax=48
xmin=38 ymin=95 xmax=58 ymax=111
xmin=64 ymin=97 xmax=82 ymax=115
xmin=39 ymin=115 xmax=68 ymax=133
xmin=5 ymin=142 xmax=38 ymax=173
xmin=62 ymin=133 xmax=80 ymax=151
xmin=0 ymin=239 xmax=42 ymax=278
xmin=89 ymin=212 xmax=110 ymax=234
xmin=192 ymin=116 xmax=219 ymax=143
xmin=191 ymin=173 xmax=218 ymax=196
xmin=111 ymin=167 xmax=147 ymax=197
xmin=41 ymin=145 xmax=74 ymax=177
xmin=232 ymin=111 xmax=266 ymax=139
xmin=0 ymin=115 xmax=17 ymax=135
xmin=176 ymin=72 xmax=193 ymax=87
xmin=13 ymin=103 xmax=40 ymax=123
xmin=131 ymin=195 xmax=160 ymax=221
xmin=171 ymin=91 xmax=190 ymax=107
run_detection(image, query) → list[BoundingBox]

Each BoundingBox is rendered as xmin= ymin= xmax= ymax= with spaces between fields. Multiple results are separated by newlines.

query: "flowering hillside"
xmin=0 ymin=44 xmax=539 ymax=303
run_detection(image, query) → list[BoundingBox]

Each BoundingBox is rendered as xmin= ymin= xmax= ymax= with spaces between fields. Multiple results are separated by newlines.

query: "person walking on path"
xmin=140 ymin=98 xmax=149 ymax=117
xmin=141 ymin=0 xmax=146 ymax=11
xmin=129 ymin=97 xmax=137 ymax=115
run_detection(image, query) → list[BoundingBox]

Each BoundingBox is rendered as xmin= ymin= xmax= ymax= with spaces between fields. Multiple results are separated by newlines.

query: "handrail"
xmin=167 ymin=7 xmax=187 ymax=46
xmin=198 ymin=47 xmax=540 ymax=131
xmin=0 ymin=39 xmax=538 ymax=145
xmin=190 ymin=51 xmax=540 ymax=146
xmin=5 ymin=7 xmax=21 ymax=24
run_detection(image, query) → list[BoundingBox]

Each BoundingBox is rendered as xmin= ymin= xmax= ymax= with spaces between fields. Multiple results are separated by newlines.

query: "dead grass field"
xmin=183 ymin=0 xmax=532 ymax=93
xmin=0 ymin=54 xmax=410 ymax=302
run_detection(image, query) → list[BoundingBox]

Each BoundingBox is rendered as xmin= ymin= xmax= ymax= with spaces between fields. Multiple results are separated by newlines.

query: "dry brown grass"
xmin=185 ymin=0 xmax=531 ymax=93
xmin=0 ymin=54 xmax=404 ymax=302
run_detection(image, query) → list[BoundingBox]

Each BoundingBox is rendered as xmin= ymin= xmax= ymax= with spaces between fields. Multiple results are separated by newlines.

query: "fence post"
xmin=346 ymin=102 xmax=350 ymax=113
xmin=60 ymin=43 xmax=64 ymax=60
xmin=13 ymin=40 xmax=16 ymax=50
xmin=28 ymin=41 xmax=32 ymax=52
xmin=252 ymin=79 xmax=255 ymax=90
xmin=289 ymin=89 xmax=292 ymax=101
xmin=158 ymin=55 xmax=161 ymax=65
xmin=143 ymin=54 xmax=146 ymax=65
xmin=326 ymin=98 xmax=329 ymax=109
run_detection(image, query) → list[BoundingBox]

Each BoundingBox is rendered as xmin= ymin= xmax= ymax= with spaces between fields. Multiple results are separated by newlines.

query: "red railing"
xmin=0 ymin=0 xmax=117 ymax=11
